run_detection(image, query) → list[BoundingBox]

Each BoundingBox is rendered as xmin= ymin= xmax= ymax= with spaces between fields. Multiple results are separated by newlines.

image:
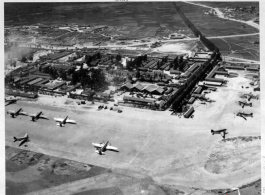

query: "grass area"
xmin=195 ymin=1 xmax=259 ymax=9
xmin=6 ymin=147 xmax=110 ymax=195
xmin=73 ymin=187 xmax=123 ymax=195
xmin=4 ymin=2 xmax=186 ymax=30
xmin=209 ymin=35 xmax=259 ymax=61
xmin=175 ymin=2 xmax=259 ymax=37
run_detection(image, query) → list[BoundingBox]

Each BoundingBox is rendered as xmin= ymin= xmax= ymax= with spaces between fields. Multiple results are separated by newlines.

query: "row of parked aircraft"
xmin=9 ymin=107 xmax=119 ymax=155
xmin=13 ymin=133 xmax=119 ymax=155
xmin=7 ymin=108 xmax=77 ymax=127
xmin=236 ymin=92 xmax=258 ymax=120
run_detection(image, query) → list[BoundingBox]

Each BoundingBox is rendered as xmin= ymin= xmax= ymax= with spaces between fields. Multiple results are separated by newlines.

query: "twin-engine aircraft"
xmin=13 ymin=133 xmax=30 ymax=147
xmin=54 ymin=116 xmax=76 ymax=127
xmin=236 ymin=111 xmax=253 ymax=120
xmin=242 ymin=92 xmax=259 ymax=101
xmin=238 ymin=101 xmax=252 ymax=108
xmin=29 ymin=111 xmax=49 ymax=121
xmin=5 ymin=97 xmax=18 ymax=106
xmin=211 ymin=129 xmax=228 ymax=139
xmin=92 ymin=141 xmax=119 ymax=155
xmin=7 ymin=108 xmax=28 ymax=118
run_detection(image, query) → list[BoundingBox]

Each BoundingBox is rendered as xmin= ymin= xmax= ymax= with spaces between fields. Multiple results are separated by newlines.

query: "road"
xmin=23 ymin=32 xmax=259 ymax=52
xmin=182 ymin=1 xmax=259 ymax=30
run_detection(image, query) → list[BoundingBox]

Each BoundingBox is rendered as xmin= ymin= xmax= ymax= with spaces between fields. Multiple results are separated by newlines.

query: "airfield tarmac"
xmin=5 ymin=70 xmax=260 ymax=193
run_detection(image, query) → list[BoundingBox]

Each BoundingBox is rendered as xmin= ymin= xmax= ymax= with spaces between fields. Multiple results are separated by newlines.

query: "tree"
xmin=71 ymin=72 xmax=78 ymax=85
xmin=169 ymin=61 xmax=173 ymax=69
xmin=164 ymin=56 xmax=168 ymax=63
xmin=97 ymin=52 xmax=101 ymax=59
xmin=144 ymin=54 xmax=147 ymax=61
xmin=136 ymin=70 xmax=140 ymax=78
xmin=116 ymin=54 xmax=122 ymax=62
xmin=85 ymin=55 xmax=92 ymax=65
xmin=12 ymin=60 xmax=16 ymax=68
xmin=28 ymin=55 xmax=33 ymax=61
xmin=173 ymin=62 xmax=177 ymax=70
xmin=128 ymin=75 xmax=132 ymax=81
xmin=61 ymin=70 xmax=67 ymax=80
xmin=21 ymin=56 xmax=27 ymax=63
xmin=157 ymin=61 xmax=160 ymax=69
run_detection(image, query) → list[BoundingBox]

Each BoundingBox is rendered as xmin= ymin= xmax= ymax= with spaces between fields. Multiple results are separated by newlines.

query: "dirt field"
xmin=176 ymin=2 xmax=259 ymax=37
xmin=210 ymin=35 xmax=259 ymax=61
xmin=6 ymin=146 xmax=169 ymax=195
xmin=5 ymin=68 xmax=260 ymax=194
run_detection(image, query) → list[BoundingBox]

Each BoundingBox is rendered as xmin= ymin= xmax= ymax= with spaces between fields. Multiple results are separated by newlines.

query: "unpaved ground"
xmin=5 ymin=147 xmax=110 ymax=195
xmin=5 ymin=70 xmax=260 ymax=194
xmin=205 ymin=136 xmax=260 ymax=174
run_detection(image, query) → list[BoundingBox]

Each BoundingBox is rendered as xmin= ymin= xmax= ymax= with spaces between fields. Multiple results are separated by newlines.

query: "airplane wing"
xmin=240 ymin=115 xmax=247 ymax=120
xmin=66 ymin=119 xmax=76 ymax=124
xmin=7 ymin=110 xmax=15 ymax=114
xmin=19 ymin=112 xmax=28 ymax=116
xmin=106 ymin=145 xmax=119 ymax=151
xmin=92 ymin=143 xmax=102 ymax=149
xmin=39 ymin=115 xmax=48 ymax=119
xmin=54 ymin=118 xmax=64 ymax=122
xmin=19 ymin=139 xmax=28 ymax=147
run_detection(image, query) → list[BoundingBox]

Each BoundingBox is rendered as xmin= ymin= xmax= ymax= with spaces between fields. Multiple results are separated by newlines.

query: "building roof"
xmin=132 ymin=83 xmax=144 ymax=91
xmin=154 ymin=87 xmax=165 ymax=94
xmin=143 ymin=85 xmax=164 ymax=94
xmin=187 ymin=63 xmax=200 ymax=73
xmin=95 ymin=92 xmax=110 ymax=97
xmin=46 ymin=81 xmax=66 ymax=90
xmin=170 ymin=69 xmax=181 ymax=74
xmin=120 ymin=82 xmax=134 ymax=90
xmin=19 ymin=77 xmax=36 ymax=85
xmin=53 ymin=65 xmax=74 ymax=70
xmin=194 ymin=86 xmax=203 ymax=94
xmin=123 ymin=96 xmax=155 ymax=103
xmin=143 ymin=85 xmax=158 ymax=92
xmin=28 ymin=78 xmax=43 ymax=86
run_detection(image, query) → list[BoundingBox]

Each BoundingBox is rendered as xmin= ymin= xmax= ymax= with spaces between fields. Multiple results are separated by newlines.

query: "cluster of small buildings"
xmin=5 ymin=45 xmax=227 ymax=114
xmin=225 ymin=6 xmax=258 ymax=13
xmin=203 ymin=9 xmax=217 ymax=15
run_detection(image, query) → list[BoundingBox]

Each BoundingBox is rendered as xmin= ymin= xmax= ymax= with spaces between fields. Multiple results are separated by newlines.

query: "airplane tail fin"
xmin=31 ymin=116 xmax=35 ymax=121
xmin=250 ymin=113 xmax=253 ymax=117
xmin=211 ymin=130 xmax=214 ymax=135
xmin=250 ymin=103 xmax=252 ymax=107
xmin=13 ymin=137 xmax=17 ymax=142
xmin=11 ymin=113 xmax=15 ymax=118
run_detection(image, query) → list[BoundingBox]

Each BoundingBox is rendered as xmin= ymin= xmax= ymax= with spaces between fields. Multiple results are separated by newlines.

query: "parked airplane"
xmin=29 ymin=111 xmax=48 ymax=121
xmin=7 ymin=108 xmax=28 ymax=118
xmin=54 ymin=116 xmax=76 ymax=127
xmin=5 ymin=97 xmax=18 ymax=106
xmin=238 ymin=101 xmax=252 ymax=108
xmin=211 ymin=129 xmax=228 ymax=139
xmin=13 ymin=133 xmax=30 ymax=147
xmin=242 ymin=92 xmax=259 ymax=101
xmin=236 ymin=111 xmax=253 ymax=120
xmin=92 ymin=141 xmax=119 ymax=155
